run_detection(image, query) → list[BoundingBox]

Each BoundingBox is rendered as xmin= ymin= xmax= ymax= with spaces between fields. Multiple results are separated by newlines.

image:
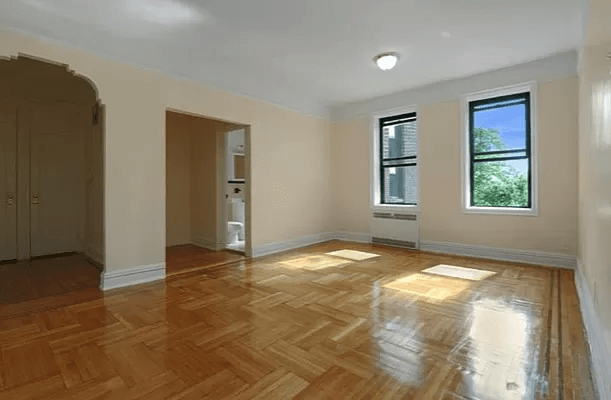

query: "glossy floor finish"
xmin=0 ymin=241 xmax=596 ymax=399
xmin=0 ymin=253 xmax=101 ymax=305
xmin=166 ymin=245 xmax=245 ymax=277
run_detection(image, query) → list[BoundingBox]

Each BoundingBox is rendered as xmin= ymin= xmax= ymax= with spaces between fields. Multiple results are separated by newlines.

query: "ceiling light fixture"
xmin=374 ymin=52 xmax=399 ymax=71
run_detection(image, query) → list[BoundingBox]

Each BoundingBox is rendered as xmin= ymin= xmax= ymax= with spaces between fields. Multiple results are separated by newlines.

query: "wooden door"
xmin=0 ymin=103 xmax=17 ymax=261
xmin=29 ymin=103 xmax=86 ymax=257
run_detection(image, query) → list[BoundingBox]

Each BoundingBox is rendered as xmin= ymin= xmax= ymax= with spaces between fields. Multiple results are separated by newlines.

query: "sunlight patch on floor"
xmin=326 ymin=249 xmax=380 ymax=261
xmin=383 ymin=273 xmax=471 ymax=302
xmin=422 ymin=264 xmax=496 ymax=281
xmin=280 ymin=255 xmax=353 ymax=270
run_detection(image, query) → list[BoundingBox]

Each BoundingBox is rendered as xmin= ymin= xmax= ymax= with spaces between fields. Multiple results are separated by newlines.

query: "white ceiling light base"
xmin=374 ymin=52 xmax=399 ymax=71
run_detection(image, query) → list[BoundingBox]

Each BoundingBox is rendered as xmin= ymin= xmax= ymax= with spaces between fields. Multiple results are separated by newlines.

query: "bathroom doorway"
xmin=225 ymin=128 xmax=246 ymax=253
xmin=165 ymin=109 xmax=251 ymax=276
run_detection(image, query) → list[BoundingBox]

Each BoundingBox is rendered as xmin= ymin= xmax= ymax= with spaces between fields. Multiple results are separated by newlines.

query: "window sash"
xmin=381 ymin=165 xmax=418 ymax=206
xmin=468 ymin=92 xmax=532 ymax=209
xmin=379 ymin=112 xmax=418 ymax=205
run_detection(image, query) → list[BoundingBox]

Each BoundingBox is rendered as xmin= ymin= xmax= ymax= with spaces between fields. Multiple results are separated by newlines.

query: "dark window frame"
xmin=468 ymin=92 xmax=532 ymax=209
xmin=379 ymin=112 xmax=418 ymax=205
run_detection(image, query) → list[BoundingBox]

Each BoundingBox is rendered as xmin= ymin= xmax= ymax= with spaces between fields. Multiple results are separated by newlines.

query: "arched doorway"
xmin=0 ymin=55 xmax=104 ymax=303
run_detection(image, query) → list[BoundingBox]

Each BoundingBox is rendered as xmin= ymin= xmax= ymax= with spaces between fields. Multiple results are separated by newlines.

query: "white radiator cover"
xmin=369 ymin=212 xmax=420 ymax=248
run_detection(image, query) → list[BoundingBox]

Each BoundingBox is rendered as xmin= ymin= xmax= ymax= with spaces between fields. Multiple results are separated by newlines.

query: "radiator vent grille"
xmin=372 ymin=212 xmax=394 ymax=219
xmin=372 ymin=212 xmax=418 ymax=221
xmin=394 ymin=213 xmax=417 ymax=221
xmin=372 ymin=237 xmax=417 ymax=249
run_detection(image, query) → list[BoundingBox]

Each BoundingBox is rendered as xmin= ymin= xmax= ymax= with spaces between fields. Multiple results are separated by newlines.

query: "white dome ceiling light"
xmin=374 ymin=52 xmax=399 ymax=71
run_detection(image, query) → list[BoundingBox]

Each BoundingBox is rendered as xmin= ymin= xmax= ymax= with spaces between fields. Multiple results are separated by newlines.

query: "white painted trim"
xmin=331 ymin=51 xmax=578 ymax=122
xmin=370 ymin=106 xmax=420 ymax=211
xmin=460 ymin=82 xmax=539 ymax=217
xmin=574 ymin=262 xmax=611 ymax=399
xmin=420 ymin=240 xmax=577 ymax=269
xmin=371 ymin=204 xmax=420 ymax=214
xmin=100 ymin=262 xmax=165 ymax=291
xmin=252 ymin=232 xmax=335 ymax=258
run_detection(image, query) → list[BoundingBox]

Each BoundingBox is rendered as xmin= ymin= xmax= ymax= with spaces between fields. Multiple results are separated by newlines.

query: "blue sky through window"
xmin=474 ymin=103 xmax=528 ymax=174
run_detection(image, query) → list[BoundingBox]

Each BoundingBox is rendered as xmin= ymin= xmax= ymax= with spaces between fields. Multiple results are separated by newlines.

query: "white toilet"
xmin=227 ymin=197 xmax=245 ymax=245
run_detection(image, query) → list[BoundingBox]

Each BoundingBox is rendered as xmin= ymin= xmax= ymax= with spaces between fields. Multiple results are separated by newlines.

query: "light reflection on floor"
xmin=383 ymin=273 xmax=472 ymax=302
xmin=325 ymin=249 xmax=380 ymax=261
xmin=279 ymin=254 xmax=353 ymax=270
xmin=466 ymin=299 xmax=530 ymax=399
xmin=371 ymin=282 xmax=422 ymax=384
xmin=423 ymin=264 xmax=496 ymax=281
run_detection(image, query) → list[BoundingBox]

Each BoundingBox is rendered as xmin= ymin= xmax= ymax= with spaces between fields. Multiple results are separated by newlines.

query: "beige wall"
xmin=86 ymin=103 xmax=104 ymax=264
xmin=578 ymin=7 xmax=611 ymax=358
xmin=331 ymin=117 xmax=370 ymax=234
xmin=576 ymin=0 xmax=611 ymax=391
xmin=190 ymin=117 xmax=228 ymax=249
xmin=0 ymin=26 xmax=332 ymax=273
xmin=166 ymin=111 xmax=234 ymax=249
xmin=331 ymin=76 xmax=579 ymax=255
xmin=420 ymin=77 xmax=578 ymax=254
xmin=165 ymin=111 xmax=192 ymax=246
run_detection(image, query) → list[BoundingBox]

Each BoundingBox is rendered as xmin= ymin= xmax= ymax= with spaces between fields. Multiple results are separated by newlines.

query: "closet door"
xmin=29 ymin=103 xmax=86 ymax=257
xmin=0 ymin=103 xmax=18 ymax=261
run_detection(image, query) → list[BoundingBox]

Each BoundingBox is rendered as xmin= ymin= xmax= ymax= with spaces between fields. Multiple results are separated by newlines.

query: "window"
xmin=378 ymin=112 xmax=418 ymax=205
xmin=464 ymin=86 xmax=536 ymax=214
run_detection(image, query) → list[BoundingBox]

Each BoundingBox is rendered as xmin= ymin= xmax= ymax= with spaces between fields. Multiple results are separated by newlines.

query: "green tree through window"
xmin=472 ymin=127 xmax=529 ymax=207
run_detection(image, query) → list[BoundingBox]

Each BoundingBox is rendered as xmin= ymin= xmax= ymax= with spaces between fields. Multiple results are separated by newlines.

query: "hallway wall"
xmin=166 ymin=111 xmax=192 ymax=246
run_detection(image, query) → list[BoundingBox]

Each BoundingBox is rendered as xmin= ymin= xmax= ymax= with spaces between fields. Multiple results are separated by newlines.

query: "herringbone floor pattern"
xmin=0 ymin=241 xmax=596 ymax=399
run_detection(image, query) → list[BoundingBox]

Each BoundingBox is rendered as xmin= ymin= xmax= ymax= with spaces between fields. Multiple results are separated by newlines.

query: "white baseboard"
xmin=252 ymin=232 xmax=335 ymax=258
xmin=574 ymin=262 xmax=611 ymax=399
xmin=419 ymin=240 xmax=577 ymax=269
xmin=249 ymin=233 xmax=578 ymax=270
xmin=100 ymin=262 xmax=166 ymax=291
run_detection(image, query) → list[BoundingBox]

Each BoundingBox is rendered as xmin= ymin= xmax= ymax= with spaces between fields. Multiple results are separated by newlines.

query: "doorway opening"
xmin=0 ymin=55 xmax=105 ymax=304
xmin=165 ymin=110 xmax=251 ymax=276
xmin=225 ymin=128 xmax=246 ymax=252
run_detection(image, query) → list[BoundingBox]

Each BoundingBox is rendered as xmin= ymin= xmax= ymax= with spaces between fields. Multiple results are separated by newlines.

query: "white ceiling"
xmin=0 ymin=0 xmax=585 ymax=117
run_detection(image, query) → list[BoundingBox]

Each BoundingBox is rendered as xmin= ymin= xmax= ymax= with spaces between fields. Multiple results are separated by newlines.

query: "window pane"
xmin=383 ymin=165 xmax=417 ymax=204
xmin=472 ymin=159 xmax=529 ymax=208
xmin=473 ymin=103 xmax=527 ymax=152
xmin=383 ymin=122 xmax=417 ymax=159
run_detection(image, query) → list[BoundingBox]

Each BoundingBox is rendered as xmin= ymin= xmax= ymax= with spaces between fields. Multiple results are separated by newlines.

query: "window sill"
xmin=462 ymin=206 xmax=538 ymax=217
xmin=373 ymin=204 xmax=420 ymax=214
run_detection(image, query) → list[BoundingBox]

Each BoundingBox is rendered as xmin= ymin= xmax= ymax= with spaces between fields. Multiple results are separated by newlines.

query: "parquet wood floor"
xmin=0 ymin=241 xmax=597 ymax=399
xmin=0 ymin=253 xmax=101 ymax=305
xmin=166 ymin=245 xmax=245 ymax=277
